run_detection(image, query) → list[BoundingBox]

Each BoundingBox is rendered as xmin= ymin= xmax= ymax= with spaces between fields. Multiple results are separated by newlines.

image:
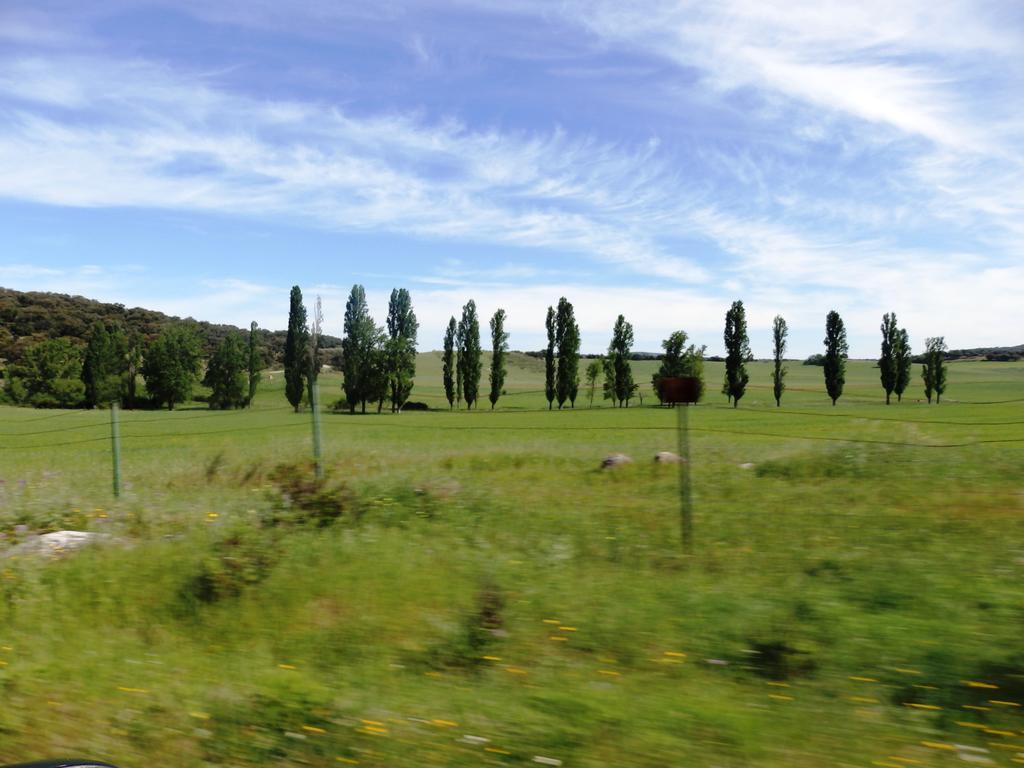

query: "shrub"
xmin=266 ymin=462 xmax=352 ymax=527
xmin=178 ymin=525 xmax=279 ymax=608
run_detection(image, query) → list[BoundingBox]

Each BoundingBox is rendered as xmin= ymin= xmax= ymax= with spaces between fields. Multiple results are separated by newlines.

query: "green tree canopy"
xmin=7 ymin=337 xmax=85 ymax=408
xmin=922 ymin=336 xmax=948 ymax=404
xmin=544 ymin=306 xmax=556 ymax=410
xmin=772 ymin=315 xmax=788 ymax=407
xmin=142 ymin=324 xmax=202 ymax=410
xmin=342 ymin=285 xmax=378 ymax=414
xmin=488 ymin=308 xmax=509 ymax=409
xmin=652 ymin=330 xmax=706 ymax=404
xmin=443 ymin=317 xmax=457 ymax=410
xmin=607 ymin=314 xmax=635 ymax=407
xmin=458 ymin=300 xmax=482 ymax=409
xmin=247 ymin=321 xmax=261 ymax=407
xmin=894 ymin=328 xmax=912 ymax=403
xmin=585 ymin=359 xmax=602 ymax=408
xmin=555 ymin=297 xmax=580 ymax=409
xmin=206 ymin=332 xmax=248 ymax=409
xmin=723 ymin=300 xmax=751 ymax=407
xmin=82 ymin=320 xmax=127 ymax=407
xmin=823 ymin=310 xmax=849 ymax=406
xmin=386 ymin=288 xmax=418 ymax=412
xmin=284 ymin=286 xmax=309 ymax=412
xmin=879 ymin=312 xmax=899 ymax=404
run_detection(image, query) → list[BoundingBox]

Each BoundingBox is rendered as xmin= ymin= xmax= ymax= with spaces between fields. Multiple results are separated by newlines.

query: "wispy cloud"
xmin=0 ymin=54 xmax=708 ymax=285
xmin=1 ymin=1 xmax=1022 ymax=356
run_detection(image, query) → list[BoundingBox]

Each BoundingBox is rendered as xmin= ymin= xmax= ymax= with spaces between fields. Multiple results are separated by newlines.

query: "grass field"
xmin=1 ymin=355 xmax=1023 ymax=767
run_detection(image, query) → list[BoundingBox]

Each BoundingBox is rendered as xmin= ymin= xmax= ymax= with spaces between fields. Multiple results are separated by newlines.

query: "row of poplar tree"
xmin=281 ymin=288 xmax=951 ymax=414
xmin=722 ymin=300 xmax=948 ymax=408
xmin=282 ymin=285 xmax=420 ymax=414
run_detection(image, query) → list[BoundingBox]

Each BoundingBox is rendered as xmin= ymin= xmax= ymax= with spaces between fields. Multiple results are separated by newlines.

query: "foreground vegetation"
xmin=1 ymin=358 xmax=1022 ymax=767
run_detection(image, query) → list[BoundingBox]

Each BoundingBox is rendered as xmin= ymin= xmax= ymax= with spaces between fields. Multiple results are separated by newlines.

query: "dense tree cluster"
xmin=0 ymin=287 xmax=332 ymax=368
xmin=335 ymin=285 xmax=420 ymax=414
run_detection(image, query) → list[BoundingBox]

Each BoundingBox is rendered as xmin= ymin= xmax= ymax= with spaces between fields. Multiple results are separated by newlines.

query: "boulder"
xmin=2 ymin=530 xmax=110 ymax=559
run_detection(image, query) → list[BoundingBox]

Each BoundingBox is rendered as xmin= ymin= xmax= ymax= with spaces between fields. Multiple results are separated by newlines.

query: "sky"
xmin=1 ymin=1 xmax=1022 ymax=357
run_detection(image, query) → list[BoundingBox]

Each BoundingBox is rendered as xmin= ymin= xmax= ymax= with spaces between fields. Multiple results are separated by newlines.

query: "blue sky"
xmin=1 ymin=1 xmax=1022 ymax=356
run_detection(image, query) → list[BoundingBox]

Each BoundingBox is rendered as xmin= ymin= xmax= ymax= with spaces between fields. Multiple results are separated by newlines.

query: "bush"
xmin=401 ymin=401 xmax=429 ymax=411
xmin=178 ymin=525 xmax=279 ymax=608
xmin=803 ymin=353 xmax=825 ymax=366
xmin=266 ymin=462 xmax=352 ymax=527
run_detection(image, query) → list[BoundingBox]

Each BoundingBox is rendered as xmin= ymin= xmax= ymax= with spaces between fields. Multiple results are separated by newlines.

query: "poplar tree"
xmin=386 ymin=288 xmax=418 ymax=412
xmin=565 ymin=322 xmax=581 ymax=407
xmin=307 ymin=295 xmax=323 ymax=409
xmin=772 ymin=315 xmax=788 ymax=407
xmin=922 ymin=336 xmax=948 ymax=404
xmin=443 ymin=317 xmax=457 ymax=409
xmin=247 ymin=321 xmax=261 ymax=406
xmin=488 ymin=308 xmax=509 ymax=409
xmin=608 ymin=314 xmax=634 ymax=407
xmin=342 ymin=285 xmax=376 ymax=414
xmin=456 ymin=316 xmax=464 ymax=408
xmin=894 ymin=328 xmax=912 ymax=403
xmin=723 ymin=300 xmax=751 ymax=407
xmin=544 ymin=306 xmax=556 ymax=410
xmin=879 ymin=312 xmax=899 ymax=404
xmin=601 ymin=356 xmax=616 ymax=406
xmin=284 ymin=286 xmax=308 ymax=412
xmin=458 ymin=300 xmax=482 ymax=409
xmin=823 ymin=310 xmax=848 ymax=406
xmin=585 ymin=359 xmax=602 ymax=407
xmin=555 ymin=297 xmax=580 ymax=409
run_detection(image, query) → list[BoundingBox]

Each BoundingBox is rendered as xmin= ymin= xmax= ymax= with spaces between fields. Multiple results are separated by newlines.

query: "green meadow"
xmin=1 ymin=355 xmax=1023 ymax=767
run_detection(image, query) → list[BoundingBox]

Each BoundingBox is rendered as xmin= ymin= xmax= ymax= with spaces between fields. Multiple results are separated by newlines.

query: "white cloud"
xmin=2 ymin=3 xmax=1023 ymax=356
xmin=0 ymin=54 xmax=713 ymax=286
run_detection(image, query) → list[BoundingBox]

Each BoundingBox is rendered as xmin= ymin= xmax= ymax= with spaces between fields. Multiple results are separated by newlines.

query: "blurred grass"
xmin=0 ymin=357 xmax=1022 ymax=766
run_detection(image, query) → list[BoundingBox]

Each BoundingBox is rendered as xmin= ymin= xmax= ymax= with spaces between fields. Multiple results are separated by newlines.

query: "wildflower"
xmin=962 ymin=680 xmax=999 ymax=689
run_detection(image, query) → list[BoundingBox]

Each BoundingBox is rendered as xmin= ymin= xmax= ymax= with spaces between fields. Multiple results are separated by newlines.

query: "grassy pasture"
xmin=1 ymin=356 xmax=1023 ymax=767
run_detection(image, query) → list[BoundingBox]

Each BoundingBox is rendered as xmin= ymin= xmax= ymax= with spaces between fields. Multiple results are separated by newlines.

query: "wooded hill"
xmin=0 ymin=287 xmax=342 ymax=367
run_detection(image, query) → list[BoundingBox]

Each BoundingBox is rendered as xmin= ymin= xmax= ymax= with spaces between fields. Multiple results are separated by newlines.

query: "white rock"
xmin=3 ymin=530 xmax=109 ymax=559
xmin=654 ymin=451 xmax=685 ymax=464
xmin=601 ymin=453 xmax=632 ymax=470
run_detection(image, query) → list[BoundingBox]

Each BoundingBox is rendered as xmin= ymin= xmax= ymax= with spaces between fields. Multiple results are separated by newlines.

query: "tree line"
xmin=1 ymin=284 xmax=952 ymax=410
xmin=2 ymin=319 xmax=262 ymax=410
xmin=0 ymin=287 xmax=340 ymax=369
xmin=720 ymin=301 xmax=947 ymax=407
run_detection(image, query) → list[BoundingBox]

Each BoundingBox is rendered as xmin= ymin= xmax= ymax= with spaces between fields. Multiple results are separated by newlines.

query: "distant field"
xmin=1 ymin=356 xmax=1022 ymax=767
